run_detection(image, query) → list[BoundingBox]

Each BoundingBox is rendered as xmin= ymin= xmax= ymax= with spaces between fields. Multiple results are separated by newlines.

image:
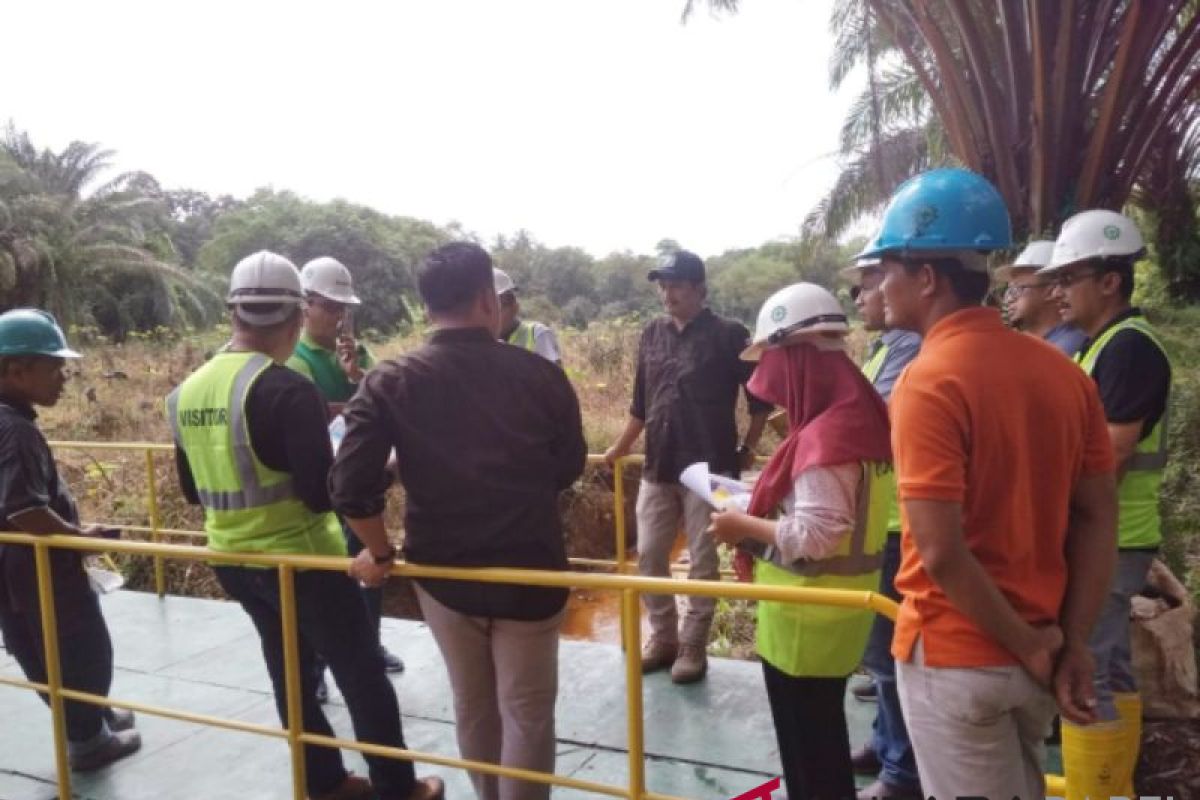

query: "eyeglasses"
xmin=307 ymin=295 xmax=348 ymax=314
xmin=1049 ymin=269 xmax=1101 ymax=289
xmin=1003 ymin=283 xmax=1049 ymax=297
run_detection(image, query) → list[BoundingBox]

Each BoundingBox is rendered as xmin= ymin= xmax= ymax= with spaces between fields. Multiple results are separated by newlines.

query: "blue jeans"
xmin=214 ymin=566 xmax=414 ymax=799
xmin=861 ymin=533 xmax=920 ymax=790
xmin=1088 ymin=549 xmax=1155 ymax=720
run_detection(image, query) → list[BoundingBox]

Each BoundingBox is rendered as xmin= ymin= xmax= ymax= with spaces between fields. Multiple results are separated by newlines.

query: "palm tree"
xmin=687 ymin=0 xmax=1200 ymax=298
xmin=0 ymin=124 xmax=220 ymax=335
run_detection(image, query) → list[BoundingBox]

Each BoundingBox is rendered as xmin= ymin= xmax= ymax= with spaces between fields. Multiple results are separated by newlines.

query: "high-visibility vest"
xmin=862 ymin=341 xmax=902 ymax=534
xmin=506 ymin=320 xmax=538 ymax=352
xmin=1076 ymin=315 xmax=1169 ymax=549
xmin=754 ymin=461 xmax=891 ymax=677
xmin=167 ymin=352 xmax=345 ymax=558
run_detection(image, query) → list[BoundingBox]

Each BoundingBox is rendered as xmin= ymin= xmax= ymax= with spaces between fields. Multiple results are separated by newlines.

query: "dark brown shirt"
xmin=631 ymin=309 xmax=771 ymax=483
xmin=330 ymin=327 xmax=586 ymax=621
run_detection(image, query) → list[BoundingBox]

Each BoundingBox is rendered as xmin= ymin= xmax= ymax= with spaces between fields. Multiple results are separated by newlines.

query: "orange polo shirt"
xmin=890 ymin=307 xmax=1114 ymax=668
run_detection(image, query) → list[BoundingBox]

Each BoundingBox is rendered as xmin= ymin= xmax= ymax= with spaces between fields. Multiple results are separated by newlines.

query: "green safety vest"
xmin=754 ymin=461 xmax=891 ymax=677
xmin=861 ymin=341 xmax=902 ymax=534
xmin=1076 ymin=315 xmax=1169 ymax=549
xmin=505 ymin=320 xmax=537 ymax=352
xmin=167 ymin=352 xmax=345 ymax=558
xmin=287 ymin=334 xmax=372 ymax=404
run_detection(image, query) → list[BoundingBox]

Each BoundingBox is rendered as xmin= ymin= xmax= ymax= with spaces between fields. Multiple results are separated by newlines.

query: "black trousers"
xmin=0 ymin=589 xmax=113 ymax=745
xmin=762 ymin=660 xmax=856 ymax=800
xmin=214 ymin=566 xmax=414 ymax=799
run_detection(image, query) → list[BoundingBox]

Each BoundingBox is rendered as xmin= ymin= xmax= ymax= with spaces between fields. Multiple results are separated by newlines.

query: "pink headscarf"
xmin=746 ymin=342 xmax=892 ymax=518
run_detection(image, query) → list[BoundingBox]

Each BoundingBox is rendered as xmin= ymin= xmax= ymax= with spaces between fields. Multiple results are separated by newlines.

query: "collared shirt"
xmin=631 ymin=309 xmax=771 ymax=483
xmin=0 ymin=396 xmax=90 ymax=614
xmin=889 ymin=307 xmax=1114 ymax=668
xmin=1044 ymin=323 xmax=1087 ymax=358
xmin=286 ymin=332 xmax=375 ymax=404
xmin=1079 ymin=307 xmax=1171 ymax=439
xmin=868 ymin=329 xmax=921 ymax=402
xmin=330 ymin=327 xmax=587 ymax=621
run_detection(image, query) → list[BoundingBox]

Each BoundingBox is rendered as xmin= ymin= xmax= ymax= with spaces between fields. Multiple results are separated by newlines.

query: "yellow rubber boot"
xmin=1060 ymin=720 xmax=1126 ymax=800
xmin=1044 ymin=773 xmax=1067 ymax=797
xmin=1114 ymin=692 xmax=1143 ymax=796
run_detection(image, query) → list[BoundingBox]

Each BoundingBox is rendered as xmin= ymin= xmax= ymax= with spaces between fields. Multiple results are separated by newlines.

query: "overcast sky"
xmin=5 ymin=0 xmax=854 ymax=258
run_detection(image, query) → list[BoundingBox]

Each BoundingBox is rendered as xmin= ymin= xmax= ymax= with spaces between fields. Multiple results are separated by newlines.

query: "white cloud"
xmin=4 ymin=0 xmax=852 ymax=257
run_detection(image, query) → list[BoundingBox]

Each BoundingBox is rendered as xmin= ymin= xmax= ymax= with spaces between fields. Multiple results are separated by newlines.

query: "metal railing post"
xmin=145 ymin=448 xmax=166 ymax=597
xmin=277 ymin=564 xmax=308 ymax=800
xmin=614 ymin=458 xmax=628 ymax=573
xmin=33 ymin=542 xmax=73 ymax=798
xmin=620 ymin=588 xmax=646 ymax=800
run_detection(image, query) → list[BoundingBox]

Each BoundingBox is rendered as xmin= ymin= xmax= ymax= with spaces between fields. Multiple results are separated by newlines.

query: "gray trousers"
xmin=897 ymin=639 xmax=1056 ymax=800
xmin=415 ymin=585 xmax=563 ymax=800
xmin=635 ymin=479 xmax=719 ymax=647
xmin=1088 ymin=549 xmax=1155 ymax=720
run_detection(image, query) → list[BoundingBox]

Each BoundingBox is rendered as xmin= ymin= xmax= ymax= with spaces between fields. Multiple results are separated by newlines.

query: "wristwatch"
xmin=371 ymin=545 xmax=397 ymax=565
xmin=736 ymin=443 xmax=752 ymax=457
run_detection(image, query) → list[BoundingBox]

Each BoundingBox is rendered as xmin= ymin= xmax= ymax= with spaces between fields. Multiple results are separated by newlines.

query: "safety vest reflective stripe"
xmin=766 ymin=462 xmax=884 ymax=578
xmin=861 ymin=341 xmax=890 ymax=384
xmin=168 ymin=353 xmax=296 ymax=510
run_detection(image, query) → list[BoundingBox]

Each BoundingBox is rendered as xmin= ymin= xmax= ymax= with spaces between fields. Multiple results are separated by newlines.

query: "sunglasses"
xmin=308 ymin=295 xmax=348 ymax=314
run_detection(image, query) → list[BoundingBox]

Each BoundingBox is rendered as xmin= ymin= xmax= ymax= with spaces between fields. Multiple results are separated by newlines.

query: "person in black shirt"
xmin=604 ymin=249 xmax=770 ymax=683
xmin=0 ymin=309 xmax=141 ymax=771
xmin=1043 ymin=210 xmax=1171 ymax=795
xmin=332 ymin=242 xmax=586 ymax=800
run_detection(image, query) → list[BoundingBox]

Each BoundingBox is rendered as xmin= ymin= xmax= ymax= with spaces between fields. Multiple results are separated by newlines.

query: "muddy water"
xmin=560 ymin=535 xmax=687 ymax=643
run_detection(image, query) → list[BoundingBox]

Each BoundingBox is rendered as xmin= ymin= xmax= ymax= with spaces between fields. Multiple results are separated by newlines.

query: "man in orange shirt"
xmin=860 ymin=168 xmax=1118 ymax=800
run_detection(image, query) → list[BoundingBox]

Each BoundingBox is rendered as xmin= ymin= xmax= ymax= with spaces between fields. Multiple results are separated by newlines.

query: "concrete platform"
xmin=0 ymin=590 xmax=1060 ymax=799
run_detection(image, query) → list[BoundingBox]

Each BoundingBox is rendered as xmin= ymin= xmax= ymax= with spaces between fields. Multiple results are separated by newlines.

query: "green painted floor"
xmin=0 ymin=590 xmax=1061 ymax=800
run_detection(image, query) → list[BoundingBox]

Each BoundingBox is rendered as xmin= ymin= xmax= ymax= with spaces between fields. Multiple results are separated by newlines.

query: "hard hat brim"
xmin=309 ymin=290 xmax=362 ymax=305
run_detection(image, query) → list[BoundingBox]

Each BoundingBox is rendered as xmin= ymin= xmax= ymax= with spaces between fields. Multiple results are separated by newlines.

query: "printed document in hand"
xmin=329 ymin=414 xmax=346 ymax=454
xmin=679 ymin=462 xmax=753 ymax=512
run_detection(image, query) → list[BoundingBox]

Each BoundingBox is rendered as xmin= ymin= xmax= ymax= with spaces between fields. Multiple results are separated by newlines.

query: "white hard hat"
xmin=493 ymin=268 xmax=517 ymax=296
xmin=301 ymin=257 xmax=361 ymax=305
xmin=994 ymin=240 xmax=1055 ymax=281
xmin=742 ymin=282 xmax=849 ymax=361
xmin=227 ymin=251 xmax=304 ymax=326
xmin=1039 ymin=210 xmax=1145 ymax=275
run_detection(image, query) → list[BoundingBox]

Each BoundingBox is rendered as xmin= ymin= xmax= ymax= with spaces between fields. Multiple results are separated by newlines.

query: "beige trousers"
xmin=635 ymin=479 xmax=719 ymax=647
xmin=896 ymin=638 xmax=1057 ymax=800
xmin=415 ymin=585 xmax=564 ymax=800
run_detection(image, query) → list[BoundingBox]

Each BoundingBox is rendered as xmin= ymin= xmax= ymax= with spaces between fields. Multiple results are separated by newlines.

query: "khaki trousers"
xmin=415 ymin=585 xmax=564 ymax=800
xmin=897 ymin=639 xmax=1057 ymax=800
xmin=635 ymin=479 xmax=719 ymax=647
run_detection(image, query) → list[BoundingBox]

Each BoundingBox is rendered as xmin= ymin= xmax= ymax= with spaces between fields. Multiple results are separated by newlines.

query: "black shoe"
xmin=105 ymin=706 xmax=136 ymax=732
xmin=851 ymin=679 xmax=878 ymax=702
xmin=316 ymin=676 xmax=330 ymax=704
xmin=381 ymin=646 xmax=405 ymax=673
xmin=69 ymin=730 xmax=141 ymax=771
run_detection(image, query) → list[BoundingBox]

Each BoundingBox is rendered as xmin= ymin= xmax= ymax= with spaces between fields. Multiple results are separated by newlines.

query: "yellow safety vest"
xmin=755 ymin=461 xmax=890 ymax=677
xmin=167 ymin=352 xmax=345 ymax=559
xmin=862 ymin=341 xmax=902 ymax=534
xmin=1076 ymin=315 xmax=1169 ymax=549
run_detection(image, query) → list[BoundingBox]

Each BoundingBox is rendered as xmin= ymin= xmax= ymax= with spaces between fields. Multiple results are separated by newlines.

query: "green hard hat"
xmin=0 ymin=309 xmax=81 ymax=358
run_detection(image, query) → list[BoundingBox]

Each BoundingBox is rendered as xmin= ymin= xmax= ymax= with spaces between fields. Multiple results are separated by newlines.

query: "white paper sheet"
xmin=679 ymin=462 xmax=753 ymax=512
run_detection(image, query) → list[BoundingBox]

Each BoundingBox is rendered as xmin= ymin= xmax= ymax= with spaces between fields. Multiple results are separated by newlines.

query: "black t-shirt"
xmin=173 ymin=364 xmax=335 ymax=514
xmin=1085 ymin=308 xmax=1172 ymax=441
xmin=0 ymin=397 xmax=92 ymax=615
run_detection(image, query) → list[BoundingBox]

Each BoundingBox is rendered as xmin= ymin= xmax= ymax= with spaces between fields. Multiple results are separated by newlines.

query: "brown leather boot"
xmin=405 ymin=776 xmax=446 ymax=800
xmin=670 ymin=644 xmax=708 ymax=684
xmin=310 ymin=775 xmax=374 ymax=800
xmin=640 ymin=638 xmax=678 ymax=673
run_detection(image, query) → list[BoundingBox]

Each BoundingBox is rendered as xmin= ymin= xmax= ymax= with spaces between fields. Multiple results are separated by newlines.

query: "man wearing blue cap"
xmin=605 ymin=248 xmax=770 ymax=683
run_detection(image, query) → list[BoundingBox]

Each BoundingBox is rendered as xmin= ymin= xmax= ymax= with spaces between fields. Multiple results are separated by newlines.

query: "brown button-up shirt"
xmin=631 ymin=308 xmax=771 ymax=483
xmin=330 ymin=327 xmax=586 ymax=621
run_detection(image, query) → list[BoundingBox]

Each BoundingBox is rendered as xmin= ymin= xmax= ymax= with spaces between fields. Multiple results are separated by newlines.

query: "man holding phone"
xmin=288 ymin=257 xmax=404 ymax=682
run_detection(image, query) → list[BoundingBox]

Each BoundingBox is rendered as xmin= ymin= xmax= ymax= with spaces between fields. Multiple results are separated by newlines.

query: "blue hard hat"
xmin=857 ymin=168 xmax=1012 ymax=259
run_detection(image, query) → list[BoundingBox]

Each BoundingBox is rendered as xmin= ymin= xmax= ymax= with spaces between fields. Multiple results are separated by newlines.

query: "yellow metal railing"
xmin=0 ymin=531 xmax=898 ymax=800
xmin=47 ymin=442 xmax=748 ymax=594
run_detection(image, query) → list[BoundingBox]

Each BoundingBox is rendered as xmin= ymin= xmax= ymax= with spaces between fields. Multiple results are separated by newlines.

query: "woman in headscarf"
xmin=709 ymin=282 xmax=893 ymax=800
